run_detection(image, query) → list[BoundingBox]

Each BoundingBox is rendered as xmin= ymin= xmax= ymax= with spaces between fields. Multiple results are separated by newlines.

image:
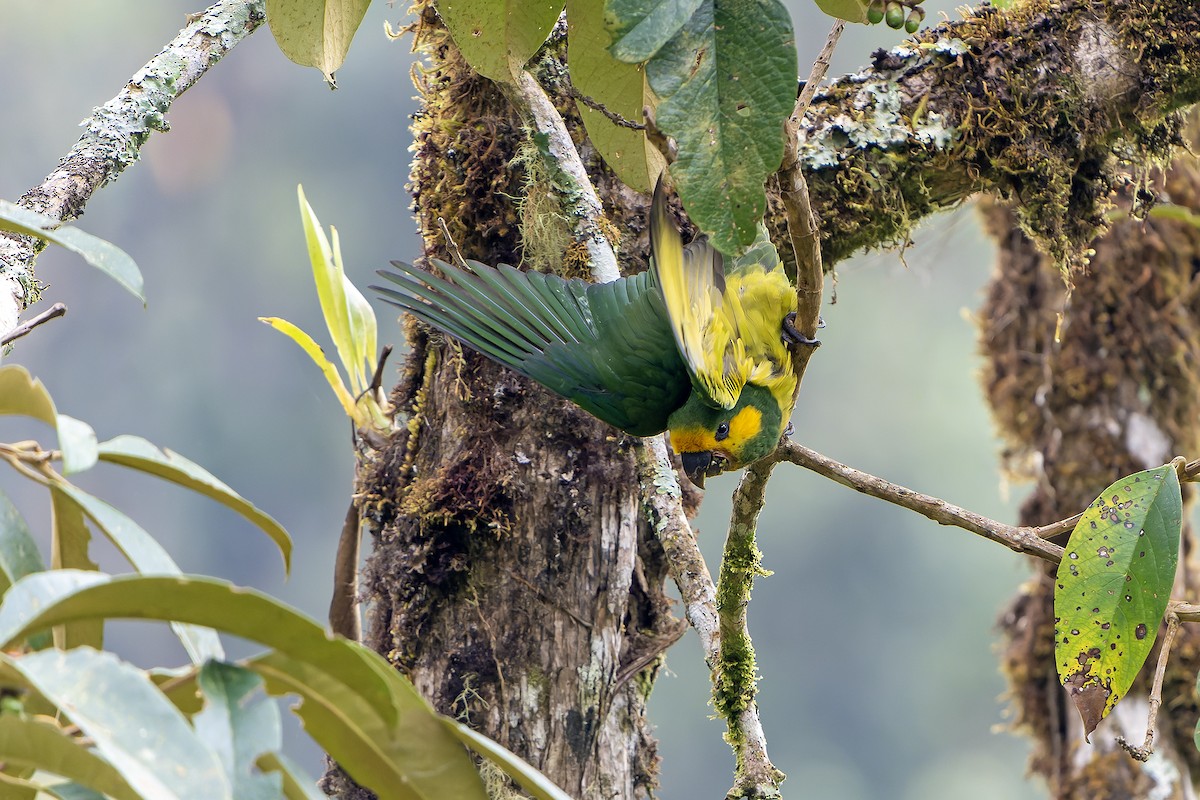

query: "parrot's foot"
xmin=782 ymin=312 xmax=821 ymax=347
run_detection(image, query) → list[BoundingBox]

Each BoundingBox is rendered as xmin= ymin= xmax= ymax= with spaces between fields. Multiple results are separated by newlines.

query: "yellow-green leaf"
xmin=444 ymin=720 xmax=575 ymax=800
xmin=568 ymin=0 xmax=665 ymax=192
xmin=435 ymin=0 xmax=565 ymax=84
xmin=1054 ymin=465 xmax=1182 ymax=738
xmin=56 ymin=414 xmax=98 ymax=476
xmin=264 ymin=0 xmax=371 ymax=83
xmin=48 ymin=489 xmax=100 ymax=652
xmin=259 ymin=316 xmax=359 ymax=422
xmin=0 ymin=716 xmax=140 ymax=800
xmin=812 ymin=0 xmax=868 ymax=23
xmin=297 ymin=188 xmax=358 ymax=388
xmin=332 ymin=226 xmax=376 ymax=394
xmin=0 ymin=365 xmax=57 ymax=427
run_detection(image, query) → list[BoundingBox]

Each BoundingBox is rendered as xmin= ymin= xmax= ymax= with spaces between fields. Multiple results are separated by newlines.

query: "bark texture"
xmin=979 ymin=118 xmax=1200 ymax=797
xmin=328 ymin=7 xmax=684 ymax=799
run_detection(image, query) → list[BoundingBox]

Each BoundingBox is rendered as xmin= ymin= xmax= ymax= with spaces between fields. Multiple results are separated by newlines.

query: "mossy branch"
xmin=0 ymin=0 xmax=266 ymax=335
xmin=798 ymin=0 xmax=1200 ymax=269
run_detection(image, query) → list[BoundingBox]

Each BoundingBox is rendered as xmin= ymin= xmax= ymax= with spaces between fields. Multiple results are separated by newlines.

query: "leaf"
xmin=0 ymin=572 xmax=489 ymax=800
xmin=0 ymin=488 xmax=46 ymax=596
xmin=0 ymin=364 xmax=57 ymax=427
xmin=1054 ymin=465 xmax=1182 ymax=738
xmin=194 ymin=662 xmax=283 ymax=800
xmin=297 ymin=187 xmax=358 ymax=389
xmin=260 ymin=316 xmax=360 ymax=421
xmin=605 ymin=0 xmax=703 ymax=62
xmin=434 ymin=0 xmax=565 ymax=83
xmin=264 ymin=0 xmax=371 ymax=83
xmin=811 ymin=0 xmax=868 ymax=23
xmin=256 ymin=752 xmax=325 ymax=800
xmin=5 ymin=648 xmax=230 ymax=800
xmin=444 ymin=720 xmax=575 ymax=800
xmin=647 ymin=0 xmax=798 ymax=254
xmin=0 ymin=200 xmax=144 ymax=304
xmin=56 ymin=414 xmax=98 ymax=476
xmin=568 ymin=0 xmax=666 ymax=192
xmin=0 ymin=716 xmax=140 ymax=800
xmin=331 ymin=226 xmax=376 ymax=394
xmin=49 ymin=481 xmax=225 ymax=664
xmin=48 ymin=490 xmax=101 ymax=652
xmin=95 ymin=434 xmax=292 ymax=574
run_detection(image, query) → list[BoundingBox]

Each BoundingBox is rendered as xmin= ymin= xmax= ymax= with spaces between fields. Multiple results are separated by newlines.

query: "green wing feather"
xmin=374 ymin=259 xmax=692 ymax=436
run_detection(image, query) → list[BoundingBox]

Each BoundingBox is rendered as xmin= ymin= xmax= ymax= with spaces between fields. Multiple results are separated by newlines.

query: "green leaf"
xmin=605 ymin=0 xmax=703 ymax=62
xmin=4 ymin=648 xmax=230 ymax=800
xmin=647 ymin=0 xmax=798 ymax=254
xmin=0 ymin=364 xmax=57 ymax=427
xmin=95 ymin=434 xmax=292 ymax=574
xmin=256 ymin=752 xmax=325 ymax=800
xmin=1054 ymin=465 xmax=1182 ymax=738
xmin=811 ymin=0 xmax=867 ymax=23
xmin=297 ymin=187 xmax=357 ymax=389
xmin=56 ymin=414 xmax=98 ymax=476
xmin=444 ymin=720 xmax=575 ymax=800
xmin=0 ymin=201 xmax=144 ymax=304
xmin=0 ymin=716 xmax=139 ymax=800
xmin=264 ymin=0 xmax=371 ymax=83
xmin=0 ymin=488 xmax=46 ymax=596
xmin=49 ymin=482 xmax=225 ymax=664
xmin=434 ymin=0 xmax=565 ymax=83
xmin=195 ymin=662 xmax=283 ymax=800
xmin=332 ymin=226 xmax=377 ymax=394
xmin=568 ymin=0 xmax=666 ymax=192
xmin=48 ymin=490 xmax=101 ymax=652
xmin=0 ymin=572 xmax=489 ymax=800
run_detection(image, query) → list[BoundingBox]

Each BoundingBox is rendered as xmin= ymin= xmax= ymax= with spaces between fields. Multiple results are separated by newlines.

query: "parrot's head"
xmin=666 ymin=384 xmax=785 ymax=488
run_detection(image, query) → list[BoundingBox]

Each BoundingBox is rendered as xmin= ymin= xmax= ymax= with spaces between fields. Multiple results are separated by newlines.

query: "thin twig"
xmin=437 ymin=217 xmax=468 ymax=268
xmin=564 ymin=81 xmax=646 ymax=130
xmin=502 ymin=70 xmax=619 ymax=282
xmin=0 ymin=302 xmax=66 ymax=346
xmin=794 ymin=21 xmax=844 ymax=126
xmin=0 ymin=0 xmax=266 ymax=333
xmin=776 ymin=439 xmax=1066 ymax=562
xmin=1117 ymin=612 xmax=1180 ymax=761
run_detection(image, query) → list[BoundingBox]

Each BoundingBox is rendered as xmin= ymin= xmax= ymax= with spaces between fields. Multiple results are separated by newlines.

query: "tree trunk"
xmin=325 ymin=7 xmax=685 ymax=798
xmin=979 ymin=115 xmax=1200 ymax=798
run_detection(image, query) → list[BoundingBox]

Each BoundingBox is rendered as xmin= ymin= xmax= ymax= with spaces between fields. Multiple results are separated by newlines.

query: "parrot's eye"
xmin=715 ymin=422 xmax=730 ymax=441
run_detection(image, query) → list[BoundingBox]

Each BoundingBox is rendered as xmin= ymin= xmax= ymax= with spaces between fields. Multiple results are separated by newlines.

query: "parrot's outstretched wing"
xmin=649 ymin=182 xmax=753 ymax=410
xmin=374 ymin=259 xmax=692 ymax=436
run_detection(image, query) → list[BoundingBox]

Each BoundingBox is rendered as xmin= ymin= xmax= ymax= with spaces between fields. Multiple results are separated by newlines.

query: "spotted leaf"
xmin=1053 ymin=465 xmax=1181 ymax=739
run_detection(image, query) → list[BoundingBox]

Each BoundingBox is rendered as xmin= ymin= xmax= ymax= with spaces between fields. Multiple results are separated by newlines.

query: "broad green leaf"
xmin=0 ymin=770 xmax=40 ymax=799
xmin=264 ymin=0 xmax=371 ymax=83
xmin=256 ymin=752 xmax=325 ymax=800
xmin=648 ymin=0 xmax=797 ymax=254
xmin=48 ymin=490 xmax=101 ymax=651
xmin=0 ymin=364 xmax=57 ymax=426
xmin=811 ymin=0 xmax=867 ymax=23
xmin=195 ymin=662 xmax=282 ymax=800
xmin=95 ymin=434 xmax=292 ymax=574
xmin=297 ymin=187 xmax=357 ymax=391
xmin=5 ymin=648 xmax=230 ymax=800
xmin=0 ymin=716 xmax=139 ymax=800
xmin=49 ymin=482 xmax=225 ymax=664
xmin=445 ymin=720 xmax=575 ymax=800
xmin=605 ymin=0 xmax=703 ymax=62
xmin=0 ymin=572 xmax=488 ymax=800
xmin=1054 ymin=465 xmax=1182 ymax=738
xmin=56 ymin=414 xmax=97 ymax=476
xmin=260 ymin=316 xmax=359 ymax=421
xmin=434 ymin=0 xmax=565 ymax=83
xmin=0 ymin=201 xmax=144 ymax=304
xmin=0 ymin=488 xmax=46 ymax=595
xmin=569 ymin=0 xmax=666 ymax=192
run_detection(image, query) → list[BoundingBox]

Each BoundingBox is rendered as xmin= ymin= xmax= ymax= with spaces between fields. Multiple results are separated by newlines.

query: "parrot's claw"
xmin=782 ymin=312 xmax=821 ymax=348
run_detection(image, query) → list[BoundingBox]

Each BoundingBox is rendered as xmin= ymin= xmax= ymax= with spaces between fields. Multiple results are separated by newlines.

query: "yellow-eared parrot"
xmin=373 ymin=182 xmax=815 ymax=487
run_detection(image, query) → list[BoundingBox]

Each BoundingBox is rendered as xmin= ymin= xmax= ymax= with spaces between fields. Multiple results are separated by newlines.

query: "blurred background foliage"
xmin=0 ymin=1 xmax=1041 ymax=797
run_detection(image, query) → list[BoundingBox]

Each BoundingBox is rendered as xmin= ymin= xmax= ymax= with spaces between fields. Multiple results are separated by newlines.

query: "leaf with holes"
xmin=1053 ymin=465 xmax=1181 ymax=738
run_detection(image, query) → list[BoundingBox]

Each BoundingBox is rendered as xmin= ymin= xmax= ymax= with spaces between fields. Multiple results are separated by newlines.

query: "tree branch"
xmin=0 ymin=0 xmax=266 ymax=333
xmin=797 ymin=0 xmax=1200 ymax=268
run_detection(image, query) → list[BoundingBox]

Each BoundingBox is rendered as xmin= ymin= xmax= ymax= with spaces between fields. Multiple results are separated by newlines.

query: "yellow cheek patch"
xmin=669 ymin=427 xmax=717 ymax=453
xmin=728 ymin=406 xmax=762 ymax=445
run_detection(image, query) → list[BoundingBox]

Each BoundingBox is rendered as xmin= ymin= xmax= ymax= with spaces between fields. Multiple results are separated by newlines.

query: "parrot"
xmin=373 ymin=181 xmax=815 ymax=488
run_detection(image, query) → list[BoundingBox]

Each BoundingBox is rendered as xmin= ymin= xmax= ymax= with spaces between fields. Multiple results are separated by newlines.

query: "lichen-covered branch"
xmin=798 ymin=0 xmax=1200 ymax=268
xmin=0 ymin=0 xmax=265 ymax=334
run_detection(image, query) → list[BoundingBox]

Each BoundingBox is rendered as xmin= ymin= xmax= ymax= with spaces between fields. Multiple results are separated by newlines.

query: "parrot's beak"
xmin=680 ymin=450 xmax=723 ymax=489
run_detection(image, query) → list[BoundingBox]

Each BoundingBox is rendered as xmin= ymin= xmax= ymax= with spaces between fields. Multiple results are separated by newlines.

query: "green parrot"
xmin=373 ymin=182 xmax=813 ymax=487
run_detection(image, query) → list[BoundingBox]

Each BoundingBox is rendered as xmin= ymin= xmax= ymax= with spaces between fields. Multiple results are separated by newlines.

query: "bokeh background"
xmin=0 ymin=2 xmax=1043 ymax=797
